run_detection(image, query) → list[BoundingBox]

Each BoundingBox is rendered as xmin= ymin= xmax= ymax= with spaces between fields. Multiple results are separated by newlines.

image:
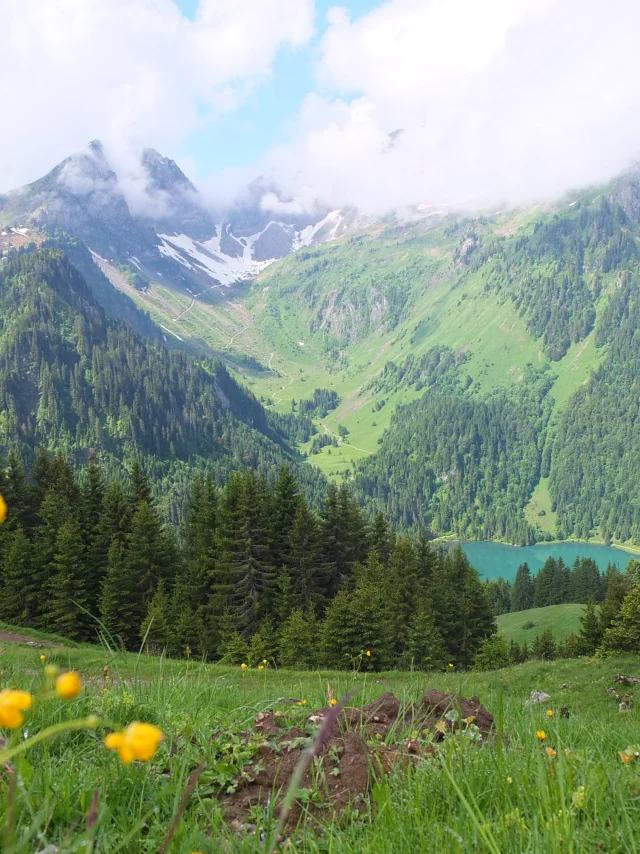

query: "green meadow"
xmin=1 ymin=629 xmax=639 ymax=853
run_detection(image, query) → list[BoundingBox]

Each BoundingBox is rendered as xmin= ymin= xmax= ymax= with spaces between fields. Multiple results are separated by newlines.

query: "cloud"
xmin=0 ymin=0 xmax=314 ymax=193
xmin=252 ymin=0 xmax=640 ymax=214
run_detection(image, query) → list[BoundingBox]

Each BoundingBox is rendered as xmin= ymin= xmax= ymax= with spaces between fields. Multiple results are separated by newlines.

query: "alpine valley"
xmin=1 ymin=140 xmax=640 ymax=546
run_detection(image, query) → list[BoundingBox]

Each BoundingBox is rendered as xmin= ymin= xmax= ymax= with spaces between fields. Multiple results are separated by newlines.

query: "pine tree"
xmin=405 ymin=603 xmax=447 ymax=671
xmin=288 ymin=499 xmax=329 ymax=613
xmin=270 ymin=465 xmax=300 ymax=570
xmin=387 ymin=536 xmax=420 ymax=660
xmin=278 ymin=608 xmax=317 ymax=669
xmin=578 ymin=598 xmax=603 ymax=654
xmin=0 ymin=526 xmax=34 ymax=624
xmin=600 ymin=583 xmax=640 ymax=654
xmin=124 ymin=501 xmax=174 ymax=629
xmin=45 ymin=520 xmax=88 ymax=641
xmin=218 ymin=472 xmax=274 ymax=636
xmin=100 ymin=541 xmax=138 ymax=649
xmin=81 ymin=453 xmax=107 ymax=609
xmin=129 ymin=460 xmax=152 ymax=509
xmin=370 ymin=512 xmax=395 ymax=566
xmin=473 ymin=634 xmax=511 ymax=671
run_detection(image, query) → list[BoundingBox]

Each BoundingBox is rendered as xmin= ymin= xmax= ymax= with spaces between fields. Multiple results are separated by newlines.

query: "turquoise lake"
xmin=449 ymin=541 xmax=635 ymax=582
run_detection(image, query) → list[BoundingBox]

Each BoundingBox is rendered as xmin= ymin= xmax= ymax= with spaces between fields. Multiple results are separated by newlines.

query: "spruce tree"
xmin=578 ymin=598 xmax=603 ymax=654
xmin=45 ymin=520 xmax=88 ymax=641
xmin=0 ymin=526 xmax=34 ymax=624
xmin=405 ymin=604 xmax=447 ymax=671
xmin=218 ymin=471 xmax=274 ymax=636
xmin=601 ymin=583 xmax=640 ymax=654
xmin=511 ymin=563 xmax=534 ymax=612
xmin=278 ymin=608 xmax=317 ymax=669
xmin=81 ymin=453 xmax=107 ymax=609
xmin=288 ymin=499 xmax=329 ymax=613
xmin=271 ymin=465 xmax=300 ymax=570
xmin=370 ymin=512 xmax=395 ymax=566
xmin=100 ymin=541 xmax=138 ymax=649
xmin=473 ymin=634 xmax=511 ymax=671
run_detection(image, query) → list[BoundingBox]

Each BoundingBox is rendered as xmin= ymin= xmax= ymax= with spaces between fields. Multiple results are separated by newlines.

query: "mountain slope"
xmin=0 ymin=248 xmax=324 ymax=514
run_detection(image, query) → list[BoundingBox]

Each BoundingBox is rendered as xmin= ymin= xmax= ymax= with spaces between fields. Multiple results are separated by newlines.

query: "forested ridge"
xmin=0 ymin=249 xmax=326 ymax=518
xmin=0 ymin=452 xmax=496 ymax=670
xmin=354 ymin=197 xmax=640 ymax=545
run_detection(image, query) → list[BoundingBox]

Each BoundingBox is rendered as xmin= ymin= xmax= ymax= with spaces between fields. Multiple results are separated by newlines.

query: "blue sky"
xmin=175 ymin=0 xmax=379 ymax=180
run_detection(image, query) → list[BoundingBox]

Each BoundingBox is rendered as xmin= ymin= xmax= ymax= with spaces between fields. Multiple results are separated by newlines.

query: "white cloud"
xmin=0 ymin=0 xmax=314 ymax=192
xmin=253 ymin=0 xmax=640 ymax=213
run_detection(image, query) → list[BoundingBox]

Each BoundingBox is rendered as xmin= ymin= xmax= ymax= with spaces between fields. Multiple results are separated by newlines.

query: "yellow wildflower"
xmin=262 ymin=659 xmax=267 ymax=665
xmin=0 ymin=689 xmax=32 ymax=729
xmin=546 ymin=709 xmax=554 ymax=717
xmin=507 ymin=776 xmax=513 ymax=784
xmin=0 ymin=493 xmax=7 ymax=525
xmin=536 ymin=730 xmax=547 ymax=741
xmin=545 ymin=747 xmax=557 ymax=758
xmin=105 ymin=722 xmax=163 ymax=764
xmin=366 ymin=650 xmax=371 ymax=657
xmin=39 ymin=654 xmax=46 ymax=662
xmin=297 ymin=699 xmax=307 ymax=707
xmin=330 ymin=698 xmax=338 ymax=707
xmin=56 ymin=671 xmax=82 ymax=700
xmin=258 ymin=665 xmax=265 ymax=671
xmin=240 ymin=663 xmax=248 ymax=671
xmin=448 ymin=663 xmax=454 ymax=669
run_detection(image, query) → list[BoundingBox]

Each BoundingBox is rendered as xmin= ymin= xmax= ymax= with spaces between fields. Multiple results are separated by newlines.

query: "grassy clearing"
xmin=524 ymin=478 xmax=557 ymax=535
xmin=497 ymin=604 xmax=588 ymax=645
xmin=1 ymin=631 xmax=639 ymax=852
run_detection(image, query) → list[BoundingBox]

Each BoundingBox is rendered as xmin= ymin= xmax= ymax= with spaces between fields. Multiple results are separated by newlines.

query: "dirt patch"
xmin=217 ymin=690 xmax=493 ymax=834
xmin=0 ymin=631 xmax=61 ymax=648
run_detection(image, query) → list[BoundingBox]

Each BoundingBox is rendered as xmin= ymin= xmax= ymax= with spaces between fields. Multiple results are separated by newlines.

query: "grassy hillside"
xmin=0 ymin=627 xmax=639 ymax=852
xmin=497 ymin=604 xmax=588 ymax=644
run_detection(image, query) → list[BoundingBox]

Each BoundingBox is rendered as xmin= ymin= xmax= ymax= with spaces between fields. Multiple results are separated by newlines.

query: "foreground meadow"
xmin=0 ymin=630 xmax=639 ymax=853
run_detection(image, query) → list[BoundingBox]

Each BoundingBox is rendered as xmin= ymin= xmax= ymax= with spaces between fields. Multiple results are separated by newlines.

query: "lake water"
xmin=448 ymin=541 xmax=635 ymax=582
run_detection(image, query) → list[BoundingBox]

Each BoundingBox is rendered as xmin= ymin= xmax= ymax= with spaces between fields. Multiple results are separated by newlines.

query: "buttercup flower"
xmin=546 ymin=709 xmax=554 ymax=717
xmin=448 ymin=663 xmax=454 ymax=669
xmin=45 ymin=663 xmax=60 ymax=679
xmin=0 ymin=493 xmax=7 ymax=525
xmin=536 ymin=730 xmax=547 ymax=741
xmin=507 ymin=776 xmax=513 ymax=784
xmin=0 ymin=689 xmax=32 ymax=729
xmin=56 ymin=671 xmax=82 ymax=700
xmin=262 ymin=659 xmax=267 ymax=665
xmin=240 ymin=663 xmax=248 ymax=671
xmin=297 ymin=699 xmax=307 ymax=707
xmin=105 ymin=722 xmax=163 ymax=764
xmin=258 ymin=665 xmax=264 ymax=671
xmin=330 ymin=698 xmax=338 ymax=707
xmin=39 ymin=654 xmax=46 ymax=662
xmin=366 ymin=650 xmax=371 ymax=657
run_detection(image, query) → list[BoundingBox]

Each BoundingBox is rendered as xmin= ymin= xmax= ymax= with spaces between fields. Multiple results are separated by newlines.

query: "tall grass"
xmin=0 ymin=638 xmax=638 ymax=852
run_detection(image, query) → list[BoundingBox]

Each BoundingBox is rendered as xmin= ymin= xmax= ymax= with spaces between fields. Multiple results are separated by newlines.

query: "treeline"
xmin=475 ymin=561 xmax=640 ymax=670
xmin=484 ymin=556 xmax=631 ymax=615
xmin=0 ymin=452 xmax=496 ymax=670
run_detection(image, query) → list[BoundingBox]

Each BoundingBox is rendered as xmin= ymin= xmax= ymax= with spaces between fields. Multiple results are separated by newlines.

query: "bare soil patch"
xmin=218 ymin=690 xmax=494 ymax=834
